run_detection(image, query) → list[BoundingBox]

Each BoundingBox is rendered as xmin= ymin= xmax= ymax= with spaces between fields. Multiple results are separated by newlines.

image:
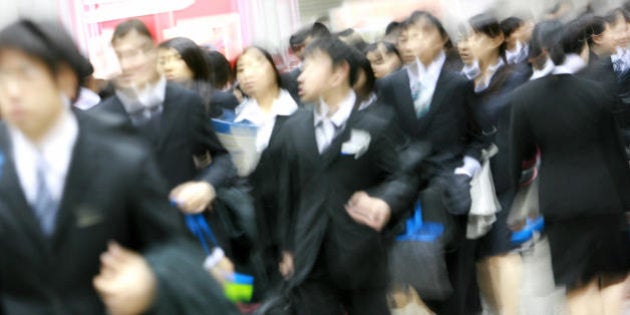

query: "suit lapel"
xmin=156 ymin=83 xmax=186 ymax=152
xmin=294 ymin=111 xmax=321 ymax=168
xmin=51 ymin=116 xmax=103 ymax=249
xmin=415 ymin=68 xmax=453 ymax=136
xmin=0 ymin=126 xmax=49 ymax=254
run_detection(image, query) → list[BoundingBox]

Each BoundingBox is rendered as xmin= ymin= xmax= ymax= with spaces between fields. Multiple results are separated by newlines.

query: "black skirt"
xmin=546 ymin=213 xmax=630 ymax=289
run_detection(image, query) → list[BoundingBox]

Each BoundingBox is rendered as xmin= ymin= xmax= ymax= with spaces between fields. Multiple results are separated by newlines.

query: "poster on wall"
xmin=61 ymin=0 xmax=243 ymax=79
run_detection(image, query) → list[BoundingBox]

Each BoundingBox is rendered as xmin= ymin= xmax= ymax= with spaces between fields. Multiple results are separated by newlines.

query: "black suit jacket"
xmin=277 ymin=105 xmax=418 ymax=290
xmin=248 ymin=115 xmax=292 ymax=252
xmin=0 ymin=112 xmax=238 ymax=315
xmin=93 ymin=82 xmax=236 ymax=189
xmin=377 ymin=67 xmax=479 ymax=178
xmin=280 ymin=68 xmax=302 ymax=106
xmin=469 ymin=64 xmax=529 ymax=194
xmin=509 ymin=74 xmax=630 ymax=221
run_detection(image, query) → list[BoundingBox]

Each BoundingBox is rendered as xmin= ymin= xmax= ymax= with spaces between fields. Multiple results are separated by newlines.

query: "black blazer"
xmin=469 ymin=63 xmax=529 ymax=194
xmin=248 ymin=115 xmax=292 ymax=252
xmin=277 ymin=105 xmax=418 ymax=290
xmin=509 ymin=74 xmax=630 ymax=221
xmin=280 ymin=68 xmax=302 ymax=106
xmin=0 ymin=112 xmax=238 ymax=315
xmin=377 ymin=67 xmax=479 ymax=177
xmin=94 ymin=82 xmax=236 ymax=189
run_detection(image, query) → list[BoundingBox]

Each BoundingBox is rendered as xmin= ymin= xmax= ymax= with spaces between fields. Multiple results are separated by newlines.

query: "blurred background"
xmin=0 ymin=0 xmax=622 ymax=79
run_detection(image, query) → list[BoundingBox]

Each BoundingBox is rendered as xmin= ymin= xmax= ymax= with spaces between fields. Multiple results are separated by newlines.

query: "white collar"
xmin=553 ymin=54 xmax=587 ymax=75
xmin=116 ymin=76 xmax=167 ymax=112
xmin=74 ymin=87 xmax=102 ymax=110
xmin=9 ymin=101 xmax=78 ymax=204
xmin=314 ymin=90 xmax=357 ymax=128
xmin=407 ymin=51 xmax=446 ymax=87
xmin=530 ymin=58 xmax=555 ymax=80
xmin=475 ymin=58 xmax=505 ymax=92
xmin=235 ymin=89 xmax=298 ymax=126
xmin=462 ymin=60 xmax=481 ymax=80
xmin=506 ymin=41 xmax=528 ymax=64
xmin=358 ymin=92 xmax=377 ymax=111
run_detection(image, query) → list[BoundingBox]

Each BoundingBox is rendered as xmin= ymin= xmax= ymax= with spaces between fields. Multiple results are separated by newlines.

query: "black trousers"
xmin=294 ymin=278 xmax=389 ymax=315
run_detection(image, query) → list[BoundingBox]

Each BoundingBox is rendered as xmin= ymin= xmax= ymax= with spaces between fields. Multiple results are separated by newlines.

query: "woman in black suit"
xmin=233 ymin=46 xmax=299 ymax=295
xmin=466 ymin=13 xmax=530 ymax=315
xmin=157 ymin=37 xmax=239 ymax=118
xmin=510 ymin=18 xmax=630 ymax=315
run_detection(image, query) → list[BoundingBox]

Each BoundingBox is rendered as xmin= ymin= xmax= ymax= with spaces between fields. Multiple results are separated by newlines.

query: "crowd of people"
xmin=0 ymin=2 xmax=629 ymax=315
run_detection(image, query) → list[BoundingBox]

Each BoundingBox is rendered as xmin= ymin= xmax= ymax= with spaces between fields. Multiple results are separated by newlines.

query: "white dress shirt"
xmin=530 ymin=58 xmax=555 ymax=81
xmin=475 ymin=59 xmax=505 ymax=93
xmin=505 ymin=41 xmax=529 ymax=65
xmin=552 ymin=54 xmax=587 ymax=75
xmin=462 ymin=60 xmax=481 ymax=80
xmin=73 ymin=87 xmax=101 ymax=111
xmin=314 ymin=91 xmax=356 ymax=153
xmin=116 ymin=76 xmax=167 ymax=114
xmin=235 ymin=89 xmax=298 ymax=152
xmin=10 ymin=104 xmax=78 ymax=206
xmin=407 ymin=51 xmax=446 ymax=115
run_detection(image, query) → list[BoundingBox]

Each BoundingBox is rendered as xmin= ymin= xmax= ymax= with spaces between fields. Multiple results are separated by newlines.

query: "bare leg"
xmin=477 ymin=253 xmax=522 ymax=315
xmin=566 ymin=279 xmax=602 ymax=315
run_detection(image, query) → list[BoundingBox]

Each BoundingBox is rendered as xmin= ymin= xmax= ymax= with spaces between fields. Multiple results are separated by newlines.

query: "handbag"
xmin=466 ymin=144 xmax=501 ymax=239
xmin=388 ymin=200 xmax=452 ymax=301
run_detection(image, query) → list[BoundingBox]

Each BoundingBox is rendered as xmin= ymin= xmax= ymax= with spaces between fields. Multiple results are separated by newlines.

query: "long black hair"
xmin=469 ymin=12 xmax=507 ymax=61
xmin=234 ymin=46 xmax=282 ymax=94
xmin=158 ymin=37 xmax=211 ymax=82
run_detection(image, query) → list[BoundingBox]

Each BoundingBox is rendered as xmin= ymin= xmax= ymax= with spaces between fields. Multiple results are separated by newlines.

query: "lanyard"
xmin=185 ymin=214 xmax=219 ymax=255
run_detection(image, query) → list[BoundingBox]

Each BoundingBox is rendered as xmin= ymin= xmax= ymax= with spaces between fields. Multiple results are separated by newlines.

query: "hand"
xmin=170 ymin=181 xmax=216 ymax=214
xmin=93 ymin=242 xmax=156 ymax=315
xmin=345 ymin=191 xmax=392 ymax=232
xmin=279 ymin=251 xmax=294 ymax=280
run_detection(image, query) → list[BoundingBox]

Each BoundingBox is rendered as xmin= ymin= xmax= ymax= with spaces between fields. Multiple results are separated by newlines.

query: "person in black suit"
xmin=232 ymin=46 xmax=299 ymax=294
xmin=510 ymin=18 xmax=630 ymax=315
xmin=377 ymin=11 xmax=482 ymax=315
xmin=465 ymin=12 xmax=530 ymax=315
xmin=93 ymin=19 xmax=236 ymax=216
xmin=281 ymin=22 xmax=331 ymax=105
xmin=276 ymin=38 xmax=418 ymax=315
xmin=156 ymin=37 xmax=239 ymax=118
xmin=0 ymin=19 xmax=238 ymax=315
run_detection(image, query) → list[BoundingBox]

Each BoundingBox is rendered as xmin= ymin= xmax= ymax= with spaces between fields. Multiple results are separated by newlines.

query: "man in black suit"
xmin=276 ymin=38 xmax=418 ymax=315
xmin=377 ymin=11 xmax=482 ymax=315
xmin=0 ymin=19 xmax=238 ymax=315
xmin=281 ymin=22 xmax=331 ymax=105
xmin=94 ymin=19 xmax=236 ymax=215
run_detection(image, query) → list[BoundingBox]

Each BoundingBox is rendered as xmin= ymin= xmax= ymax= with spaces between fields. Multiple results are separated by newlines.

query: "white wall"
xmin=0 ymin=0 xmax=59 ymax=29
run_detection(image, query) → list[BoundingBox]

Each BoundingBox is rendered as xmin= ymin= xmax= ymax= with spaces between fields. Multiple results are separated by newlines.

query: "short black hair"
xmin=364 ymin=41 xmax=401 ymax=60
xmin=549 ymin=17 xmax=589 ymax=65
xmin=205 ymin=50 xmax=233 ymax=89
xmin=529 ymin=20 xmax=563 ymax=59
xmin=469 ymin=12 xmax=507 ymax=60
xmin=385 ymin=21 xmax=401 ymax=36
xmin=401 ymin=11 xmax=453 ymax=49
xmin=0 ymin=19 xmax=93 ymax=86
xmin=235 ymin=46 xmax=281 ymax=88
xmin=309 ymin=22 xmax=331 ymax=39
xmin=349 ymin=47 xmax=375 ymax=93
xmin=500 ymin=17 xmax=524 ymax=38
xmin=289 ymin=27 xmax=310 ymax=50
xmin=336 ymin=28 xmax=368 ymax=52
xmin=112 ymin=18 xmax=154 ymax=44
xmin=159 ymin=37 xmax=211 ymax=82
xmin=303 ymin=37 xmax=358 ymax=87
